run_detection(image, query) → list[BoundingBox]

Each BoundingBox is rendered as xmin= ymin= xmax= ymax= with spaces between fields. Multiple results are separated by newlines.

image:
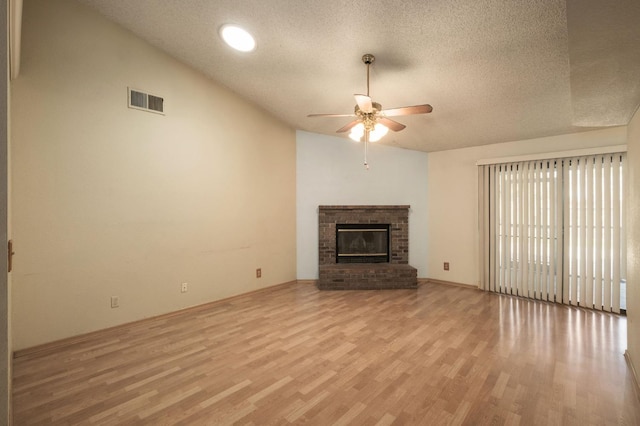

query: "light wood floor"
xmin=13 ymin=281 xmax=640 ymax=425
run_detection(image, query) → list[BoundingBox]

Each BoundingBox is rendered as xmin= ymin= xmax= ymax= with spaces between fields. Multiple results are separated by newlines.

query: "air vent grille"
xmin=148 ymin=95 xmax=164 ymax=113
xmin=128 ymin=87 xmax=164 ymax=114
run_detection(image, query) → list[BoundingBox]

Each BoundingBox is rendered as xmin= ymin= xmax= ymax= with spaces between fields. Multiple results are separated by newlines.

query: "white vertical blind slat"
xmin=530 ymin=163 xmax=536 ymax=298
xmin=501 ymin=165 xmax=508 ymax=293
xmin=498 ymin=166 xmax=504 ymax=292
xmin=517 ymin=162 xmax=525 ymax=296
xmin=478 ymin=165 xmax=490 ymax=291
xmin=489 ymin=165 xmax=497 ymax=292
xmin=555 ymin=160 xmax=563 ymax=302
xmin=585 ymin=157 xmax=594 ymax=309
xmin=529 ymin=161 xmax=540 ymax=299
xmin=509 ymin=163 xmax=520 ymax=294
xmin=594 ymin=158 xmax=603 ymax=310
xmin=612 ymin=155 xmax=621 ymax=313
xmin=503 ymin=165 xmax=513 ymax=294
xmin=549 ymin=160 xmax=557 ymax=302
xmin=603 ymin=155 xmax=612 ymax=311
xmin=524 ymin=162 xmax=532 ymax=298
xmin=620 ymin=154 xmax=627 ymax=284
xmin=570 ymin=158 xmax=579 ymax=305
xmin=562 ymin=159 xmax=571 ymax=305
xmin=513 ymin=164 xmax=520 ymax=294
xmin=539 ymin=162 xmax=546 ymax=300
xmin=478 ymin=166 xmax=484 ymax=289
xmin=579 ymin=157 xmax=587 ymax=306
xmin=541 ymin=161 xmax=548 ymax=300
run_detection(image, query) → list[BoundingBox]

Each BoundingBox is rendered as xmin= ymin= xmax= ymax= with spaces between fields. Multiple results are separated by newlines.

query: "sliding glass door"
xmin=478 ymin=153 xmax=626 ymax=313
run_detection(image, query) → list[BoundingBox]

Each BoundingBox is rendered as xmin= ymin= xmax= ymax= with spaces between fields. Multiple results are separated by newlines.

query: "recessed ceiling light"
xmin=220 ymin=25 xmax=256 ymax=52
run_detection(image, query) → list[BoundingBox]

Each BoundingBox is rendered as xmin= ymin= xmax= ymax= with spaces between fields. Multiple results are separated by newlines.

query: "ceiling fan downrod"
xmin=362 ymin=54 xmax=374 ymax=97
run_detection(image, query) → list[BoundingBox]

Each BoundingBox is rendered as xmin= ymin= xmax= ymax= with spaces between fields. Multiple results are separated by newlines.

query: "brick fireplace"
xmin=318 ymin=205 xmax=418 ymax=290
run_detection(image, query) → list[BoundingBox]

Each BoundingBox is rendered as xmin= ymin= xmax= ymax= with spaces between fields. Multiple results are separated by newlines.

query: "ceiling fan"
xmin=308 ymin=53 xmax=433 ymax=168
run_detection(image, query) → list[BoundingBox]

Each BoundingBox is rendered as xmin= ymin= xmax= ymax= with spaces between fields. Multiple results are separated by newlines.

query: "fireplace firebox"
xmin=336 ymin=224 xmax=389 ymax=264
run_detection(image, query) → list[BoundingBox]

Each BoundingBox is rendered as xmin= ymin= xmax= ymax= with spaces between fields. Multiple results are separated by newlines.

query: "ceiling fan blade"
xmin=381 ymin=104 xmax=433 ymax=116
xmin=378 ymin=117 xmax=406 ymax=132
xmin=354 ymin=94 xmax=373 ymax=113
xmin=336 ymin=119 xmax=361 ymax=133
xmin=307 ymin=113 xmax=356 ymax=118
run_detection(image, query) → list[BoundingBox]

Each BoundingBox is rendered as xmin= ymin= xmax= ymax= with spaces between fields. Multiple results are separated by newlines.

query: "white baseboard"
xmin=625 ymin=350 xmax=640 ymax=402
xmin=421 ymin=278 xmax=479 ymax=290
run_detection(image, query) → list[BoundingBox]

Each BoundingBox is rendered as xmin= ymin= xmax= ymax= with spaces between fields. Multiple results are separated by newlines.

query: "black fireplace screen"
xmin=336 ymin=224 xmax=390 ymax=263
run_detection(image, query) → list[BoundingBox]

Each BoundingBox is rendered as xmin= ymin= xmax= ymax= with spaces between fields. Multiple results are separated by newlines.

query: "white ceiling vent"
xmin=128 ymin=87 xmax=164 ymax=114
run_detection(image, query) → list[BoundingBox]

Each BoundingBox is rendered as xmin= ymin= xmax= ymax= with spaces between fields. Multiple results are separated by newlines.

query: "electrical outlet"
xmin=256 ymin=268 xmax=262 ymax=278
xmin=110 ymin=296 xmax=119 ymax=308
xmin=181 ymin=282 xmax=188 ymax=293
xmin=444 ymin=262 xmax=450 ymax=271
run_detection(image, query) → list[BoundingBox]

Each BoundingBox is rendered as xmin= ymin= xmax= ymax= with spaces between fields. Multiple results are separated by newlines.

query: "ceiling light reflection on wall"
xmin=220 ymin=25 xmax=256 ymax=52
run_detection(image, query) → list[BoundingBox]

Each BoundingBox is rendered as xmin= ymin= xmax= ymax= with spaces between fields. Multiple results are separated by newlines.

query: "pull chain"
xmin=364 ymin=131 xmax=369 ymax=170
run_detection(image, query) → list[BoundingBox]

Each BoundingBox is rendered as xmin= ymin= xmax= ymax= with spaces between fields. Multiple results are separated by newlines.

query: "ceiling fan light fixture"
xmin=308 ymin=53 xmax=432 ymax=167
xmin=220 ymin=24 xmax=256 ymax=52
xmin=369 ymin=123 xmax=389 ymax=142
xmin=348 ymin=122 xmax=388 ymax=142
xmin=349 ymin=123 xmax=365 ymax=141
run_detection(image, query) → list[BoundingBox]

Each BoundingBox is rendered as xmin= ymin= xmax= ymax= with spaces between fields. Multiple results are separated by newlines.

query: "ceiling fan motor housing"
xmin=355 ymin=102 xmax=382 ymax=130
xmin=354 ymin=102 xmax=382 ymax=116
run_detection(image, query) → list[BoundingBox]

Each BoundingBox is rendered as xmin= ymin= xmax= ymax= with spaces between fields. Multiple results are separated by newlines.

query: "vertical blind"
xmin=478 ymin=153 xmax=626 ymax=313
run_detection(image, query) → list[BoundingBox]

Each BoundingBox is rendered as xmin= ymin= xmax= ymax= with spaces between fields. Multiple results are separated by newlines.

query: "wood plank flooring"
xmin=13 ymin=281 xmax=640 ymax=425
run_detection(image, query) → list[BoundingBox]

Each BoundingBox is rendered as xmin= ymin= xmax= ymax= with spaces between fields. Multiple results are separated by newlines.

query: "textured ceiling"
xmin=77 ymin=0 xmax=640 ymax=152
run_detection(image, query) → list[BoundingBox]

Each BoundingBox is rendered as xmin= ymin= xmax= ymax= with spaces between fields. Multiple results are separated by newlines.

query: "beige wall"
xmin=626 ymin=106 xmax=640 ymax=379
xmin=10 ymin=0 xmax=296 ymax=350
xmin=426 ymin=127 xmax=627 ymax=285
xmin=2 ymin=0 xmax=10 ymax=421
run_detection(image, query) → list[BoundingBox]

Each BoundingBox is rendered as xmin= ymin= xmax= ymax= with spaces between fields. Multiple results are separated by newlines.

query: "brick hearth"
xmin=318 ymin=205 xmax=417 ymax=290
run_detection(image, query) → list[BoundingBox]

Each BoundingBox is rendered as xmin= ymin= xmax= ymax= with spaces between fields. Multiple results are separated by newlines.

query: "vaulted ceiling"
xmin=78 ymin=0 xmax=640 ymax=152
